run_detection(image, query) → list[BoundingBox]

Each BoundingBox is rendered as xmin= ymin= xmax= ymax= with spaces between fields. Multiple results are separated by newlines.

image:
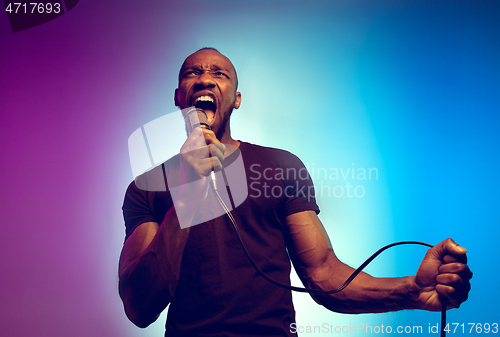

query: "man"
xmin=119 ymin=48 xmax=472 ymax=336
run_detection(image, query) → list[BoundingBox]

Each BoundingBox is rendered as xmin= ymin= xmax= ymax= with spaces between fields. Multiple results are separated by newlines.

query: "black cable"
xmin=441 ymin=302 xmax=447 ymax=337
xmin=210 ymin=184 xmax=447 ymax=336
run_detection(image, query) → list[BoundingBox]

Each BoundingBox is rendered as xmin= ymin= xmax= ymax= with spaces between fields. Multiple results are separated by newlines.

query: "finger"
xmin=201 ymin=128 xmax=220 ymax=145
xmin=443 ymin=253 xmax=467 ymax=264
xmin=425 ymin=238 xmax=467 ymax=265
xmin=442 ymin=238 xmax=467 ymax=256
xmin=184 ymin=146 xmax=210 ymax=162
xmin=206 ymin=145 xmax=214 ymax=171
xmin=213 ymin=142 xmax=226 ymax=156
xmin=438 ymin=262 xmax=469 ymax=275
xmin=201 ymin=129 xmax=227 ymax=153
xmin=438 ymin=264 xmax=473 ymax=288
xmin=208 ymin=144 xmax=225 ymax=168
xmin=436 ymin=272 xmax=471 ymax=292
xmin=435 ymin=284 xmax=469 ymax=309
xmin=181 ymin=127 xmax=209 ymax=153
xmin=199 ymin=156 xmax=222 ymax=174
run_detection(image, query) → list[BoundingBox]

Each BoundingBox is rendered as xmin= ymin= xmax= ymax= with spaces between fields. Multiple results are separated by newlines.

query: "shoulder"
xmin=129 ymin=154 xmax=181 ymax=193
xmin=239 ymin=141 xmax=305 ymax=168
xmin=240 ymin=141 xmax=301 ymax=161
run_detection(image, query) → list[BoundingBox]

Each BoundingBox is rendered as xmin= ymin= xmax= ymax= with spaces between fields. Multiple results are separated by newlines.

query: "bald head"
xmin=178 ymin=48 xmax=238 ymax=89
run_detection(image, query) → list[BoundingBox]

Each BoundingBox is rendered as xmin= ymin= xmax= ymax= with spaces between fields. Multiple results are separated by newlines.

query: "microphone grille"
xmin=185 ymin=107 xmax=210 ymax=133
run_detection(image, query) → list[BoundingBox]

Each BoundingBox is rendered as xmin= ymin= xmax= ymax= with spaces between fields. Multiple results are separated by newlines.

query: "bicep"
xmin=285 ymin=211 xmax=341 ymax=279
xmin=119 ymin=221 xmax=159 ymax=276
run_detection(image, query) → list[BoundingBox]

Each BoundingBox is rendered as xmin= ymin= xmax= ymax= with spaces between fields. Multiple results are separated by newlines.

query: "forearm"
xmin=286 ymin=212 xmax=471 ymax=313
xmin=304 ymin=258 xmax=421 ymax=314
xmin=119 ymin=206 xmax=190 ymax=327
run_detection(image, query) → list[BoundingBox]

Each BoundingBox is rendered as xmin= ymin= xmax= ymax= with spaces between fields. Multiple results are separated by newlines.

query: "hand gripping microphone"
xmin=184 ymin=107 xmax=218 ymax=190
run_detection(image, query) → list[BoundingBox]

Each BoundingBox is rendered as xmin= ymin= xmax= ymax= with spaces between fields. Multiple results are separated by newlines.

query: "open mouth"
xmin=193 ymin=95 xmax=216 ymax=123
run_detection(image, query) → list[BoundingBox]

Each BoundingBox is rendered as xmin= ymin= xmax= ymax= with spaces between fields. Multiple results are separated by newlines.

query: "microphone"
xmin=184 ymin=107 xmax=211 ymax=134
xmin=184 ymin=107 xmax=218 ymax=191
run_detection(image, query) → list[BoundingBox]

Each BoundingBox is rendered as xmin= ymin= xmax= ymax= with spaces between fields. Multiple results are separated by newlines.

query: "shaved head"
xmin=179 ymin=48 xmax=238 ymax=89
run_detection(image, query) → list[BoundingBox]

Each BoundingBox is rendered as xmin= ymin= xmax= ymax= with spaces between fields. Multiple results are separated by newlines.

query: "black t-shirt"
xmin=122 ymin=142 xmax=320 ymax=337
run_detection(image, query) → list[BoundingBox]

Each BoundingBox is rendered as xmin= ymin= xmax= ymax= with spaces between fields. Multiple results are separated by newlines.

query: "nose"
xmin=194 ymin=71 xmax=216 ymax=89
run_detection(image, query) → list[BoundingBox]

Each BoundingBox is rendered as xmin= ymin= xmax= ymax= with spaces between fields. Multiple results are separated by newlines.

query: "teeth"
xmin=194 ymin=96 xmax=214 ymax=104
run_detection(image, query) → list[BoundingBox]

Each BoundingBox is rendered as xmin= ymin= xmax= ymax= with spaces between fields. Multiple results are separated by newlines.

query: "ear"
xmin=174 ymin=88 xmax=180 ymax=107
xmin=233 ymin=92 xmax=241 ymax=109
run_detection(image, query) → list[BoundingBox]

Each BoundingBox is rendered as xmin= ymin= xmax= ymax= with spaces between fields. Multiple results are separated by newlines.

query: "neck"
xmin=218 ymin=125 xmax=240 ymax=156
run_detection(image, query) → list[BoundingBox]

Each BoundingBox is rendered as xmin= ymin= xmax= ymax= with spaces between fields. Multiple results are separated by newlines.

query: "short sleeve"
xmin=122 ymin=181 xmax=157 ymax=241
xmin=281 ymin=153 xmax=320 ymax=217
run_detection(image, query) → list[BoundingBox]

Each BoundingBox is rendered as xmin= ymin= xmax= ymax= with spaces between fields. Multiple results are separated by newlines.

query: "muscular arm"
xmin=285 ymin=211 xmax=471 ymax=313
xmin=118 ymin=127 xmax=226 ymax=327
xmin=118 ymin=207 xmax=190 ymax=328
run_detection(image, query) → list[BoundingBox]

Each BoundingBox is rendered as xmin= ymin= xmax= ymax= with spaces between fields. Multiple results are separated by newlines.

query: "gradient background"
xmin=1 ymin=0 xmax=498 ymax=336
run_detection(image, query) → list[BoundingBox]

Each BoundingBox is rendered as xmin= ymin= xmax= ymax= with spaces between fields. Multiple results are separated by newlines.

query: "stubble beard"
xmin=215 ymin=109 xmax=232 ymax=141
